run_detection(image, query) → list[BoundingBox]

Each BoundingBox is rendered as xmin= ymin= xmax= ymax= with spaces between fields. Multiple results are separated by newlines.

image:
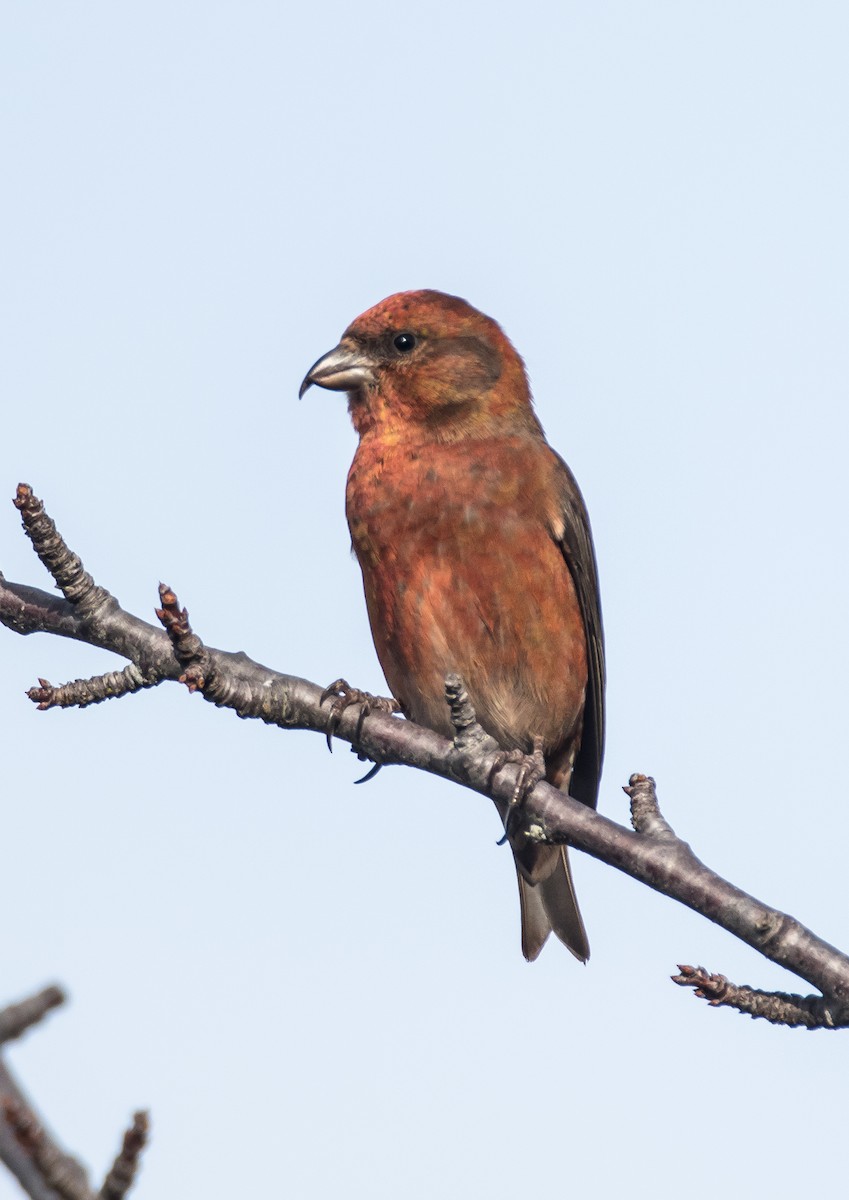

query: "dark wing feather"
xmin=551 ymin=451 xmax=606 ymax=810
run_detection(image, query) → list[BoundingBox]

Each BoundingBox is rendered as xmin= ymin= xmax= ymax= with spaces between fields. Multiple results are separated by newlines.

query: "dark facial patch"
xmin=419 ymin=335 xmax=502 ymax=400
xmin=348 ymin=329 xmax=503 ymax=411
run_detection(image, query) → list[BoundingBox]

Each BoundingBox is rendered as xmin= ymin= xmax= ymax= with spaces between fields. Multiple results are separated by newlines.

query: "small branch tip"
xmin=99 ymin=1110 xmax=150 ymax=1200
xmin=0 ymin=984 xmax=66 ymax=1044
xmin=672 ymin=964 xmax=729 ymax=1004
xmin=671 ymin=964 xmax=845 ymax=1028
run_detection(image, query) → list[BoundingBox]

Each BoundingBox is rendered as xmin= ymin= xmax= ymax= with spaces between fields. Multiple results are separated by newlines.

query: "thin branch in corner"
xmin=0 ymin=986 xmax=64 ymax=1046
xmin=0 ymin=987 xmax=149 ymax=1200
xmin=97 ymin=1112 xmax=149 ymax=1200
xmin=2 ymin=1099 xmax=93 ymax=1200
xmin=0 ymin=985 xmax=87 ymax=1200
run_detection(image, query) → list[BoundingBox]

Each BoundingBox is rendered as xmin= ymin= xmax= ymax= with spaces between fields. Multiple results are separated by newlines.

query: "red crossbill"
xmin=301 ymin=290 xmax=605 ymax=961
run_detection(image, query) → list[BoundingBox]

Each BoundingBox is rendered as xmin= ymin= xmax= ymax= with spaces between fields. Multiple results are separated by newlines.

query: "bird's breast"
xmin=345 ymin=435 xmax=587 ymax=757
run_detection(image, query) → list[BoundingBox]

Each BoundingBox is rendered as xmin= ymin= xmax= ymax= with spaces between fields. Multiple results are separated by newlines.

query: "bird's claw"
xmin=320 ymin=678 xmax=401 ymax=751
xmin=489 ymin=736 xmax=547 ymax=843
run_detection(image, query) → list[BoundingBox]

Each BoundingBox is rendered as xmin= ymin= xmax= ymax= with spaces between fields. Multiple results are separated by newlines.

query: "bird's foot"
xmin=490 ymin=736 xmax=547 ymax=844
xmin=319 ymin=678 xmax=401 ymax=751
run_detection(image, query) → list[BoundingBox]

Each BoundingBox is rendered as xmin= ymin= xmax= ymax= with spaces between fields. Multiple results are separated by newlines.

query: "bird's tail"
xmin=514 ymin=845 xmax=589 ymax=963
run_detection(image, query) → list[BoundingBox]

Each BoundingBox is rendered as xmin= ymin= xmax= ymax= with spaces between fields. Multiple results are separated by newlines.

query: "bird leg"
xmin=319 ymin=678 xmax=401 ymax=752
xmin=490 ymin=735 xmax=547 ymax=843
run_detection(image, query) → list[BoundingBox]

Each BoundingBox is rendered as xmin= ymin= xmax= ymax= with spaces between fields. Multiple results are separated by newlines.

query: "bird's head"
xmin=299 ymin=290 xmax=540 ymax=440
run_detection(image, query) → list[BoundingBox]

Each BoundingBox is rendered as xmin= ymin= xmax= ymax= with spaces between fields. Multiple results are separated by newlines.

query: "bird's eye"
xmin=393 ymin=332 xmax=416 ymax=353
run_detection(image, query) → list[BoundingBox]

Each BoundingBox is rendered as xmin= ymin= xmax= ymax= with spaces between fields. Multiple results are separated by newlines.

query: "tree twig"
xmin=0 ymin=987 xmax=149 ymax=1200
xmin=2 ymin=1100 xmax=92 ymax=1200
xmin=671 ymin=965 xmax=837 ymax=1028
xmin=0 ymin=987 xmax=64 ymax=1047
xmin=97 ymin=1112 xmax=149 ymax=1200
xmin=0 ymin=984 xmax=74 ymax=1200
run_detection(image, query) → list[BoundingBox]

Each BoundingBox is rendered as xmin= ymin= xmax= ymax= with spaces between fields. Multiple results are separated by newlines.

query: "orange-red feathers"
xmin=302 ymin=290 xmax=605 ymax=960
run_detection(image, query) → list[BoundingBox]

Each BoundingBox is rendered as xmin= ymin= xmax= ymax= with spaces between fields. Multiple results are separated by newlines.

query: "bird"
xmin=300 ymin=289 xmax=605 ymax=961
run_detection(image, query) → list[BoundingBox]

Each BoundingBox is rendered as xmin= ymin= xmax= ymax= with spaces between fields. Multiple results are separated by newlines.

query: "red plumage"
xmin=302 ymin=290 xmax=605 ymax=960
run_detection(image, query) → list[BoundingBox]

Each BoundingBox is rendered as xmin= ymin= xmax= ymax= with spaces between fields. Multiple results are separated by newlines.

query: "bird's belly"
xmin=349 ymin=481 xmax=587 ymax=756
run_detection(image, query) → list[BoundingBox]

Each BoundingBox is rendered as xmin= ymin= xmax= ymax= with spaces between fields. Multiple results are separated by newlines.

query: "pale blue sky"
xmin=2 ymin=4 xmax=848 ymax=1197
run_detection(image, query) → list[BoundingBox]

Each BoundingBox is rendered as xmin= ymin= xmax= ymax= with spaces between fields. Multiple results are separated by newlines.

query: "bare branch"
xmin=2 ymin=1100 xmax=93 ymax=1200
xmin=4 ymin=486 xmax=849 ymax=1028
xmin=97 ymin=1112 xmax=149 ymax=1200
xmin=27 ymin=667 xmax=150 ymax=711
xmin=0 ymin=988 xmax=93 ymax=1200
xmin=672 ymin=965 xmax=837 ymax=1028
xmin=0 ymin=988 xmax=148 ymax=1200
xmin=0 ymin=578 xmax=82 ymax=640
xmin=0 ymin=1064 xmax=65 ymax=1200
xmin=14 ymin=485 xmax=108 ymax=618
xmin=625 ymin=772 xmax=677 ymax=840
xmin=0 ymin=987 xmax=64 ymax=1047
xmin=155 ymin=583 xmax=212 ymax=692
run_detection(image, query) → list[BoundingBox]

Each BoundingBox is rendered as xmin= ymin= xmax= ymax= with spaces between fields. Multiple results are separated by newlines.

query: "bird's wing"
xmin=550 ymin=451 xmax=606 ymax=809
